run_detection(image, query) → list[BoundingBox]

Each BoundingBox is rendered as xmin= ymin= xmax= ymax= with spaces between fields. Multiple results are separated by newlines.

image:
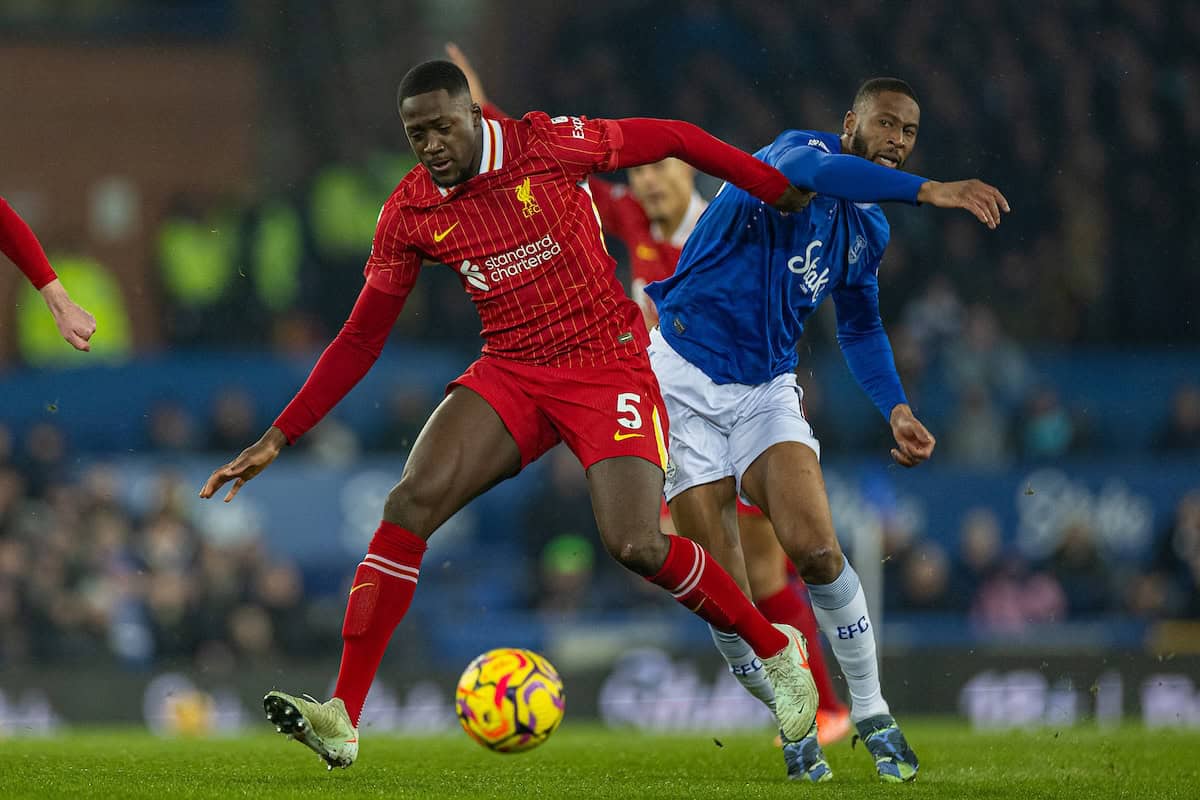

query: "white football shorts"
xmin=648 ymin=326 xmax=820 ymax=504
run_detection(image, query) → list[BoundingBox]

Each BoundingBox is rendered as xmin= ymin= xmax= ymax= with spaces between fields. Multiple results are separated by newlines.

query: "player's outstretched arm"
xmin=832 ymin=279 xmax=934 ymax=467
xmin=612 ymin=118 xmax=813 ymax=213
xmin=445 ymin=42 xmax=491 ymax=108
xmin=916 ymin=179 xmax=1010 ymax=230
xmin=199 ymin=426 xmax=288 ymax=503
xmin=199 ymin=282 xmax=407 ymax=503
xmin=1 ymin=197 xmax=97 ymax=351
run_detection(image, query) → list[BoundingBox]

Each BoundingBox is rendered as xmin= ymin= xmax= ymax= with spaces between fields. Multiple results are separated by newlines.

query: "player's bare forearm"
xmin=445 ymin=42 xmax=490 ymax=106
xmin=916 ymin=179 xmax=1011 ymax=229
xmin=199 ymin=426 xmax=287 ymax=502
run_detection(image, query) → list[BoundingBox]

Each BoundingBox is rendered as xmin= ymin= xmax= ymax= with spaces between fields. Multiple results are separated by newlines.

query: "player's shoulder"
xmin=771 ymin=129 xmax=842 ymax=155
xmin=384 ymin=164 xmax=444 ymax=212
xmin=521 ymin=110 xmax=611 ymax=145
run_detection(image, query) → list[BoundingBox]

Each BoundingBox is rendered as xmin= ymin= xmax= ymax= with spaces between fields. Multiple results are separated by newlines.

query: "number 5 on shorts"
xmin=616 ymin=392 xmax=643 ymax=431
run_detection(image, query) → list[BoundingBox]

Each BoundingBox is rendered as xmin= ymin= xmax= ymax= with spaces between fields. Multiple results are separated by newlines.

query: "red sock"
xmin=647 ymin=535 xmax=788 ymax=658
xmin=333 ymin=521 xmax=427 ymax=727
xmin=757 ymin=582 xmax=845 ymax=712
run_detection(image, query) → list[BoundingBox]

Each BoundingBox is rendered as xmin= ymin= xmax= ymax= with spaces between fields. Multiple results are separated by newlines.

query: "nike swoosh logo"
xmin=349 ymin=582 xmax=375 ymax=595
xmin=790 ymin=629 xmax=811 ymax=669
xmin=433 ymin=222 xmax=459 ymax=242
xmin=613 ymin=431 xmax=646 ymax=441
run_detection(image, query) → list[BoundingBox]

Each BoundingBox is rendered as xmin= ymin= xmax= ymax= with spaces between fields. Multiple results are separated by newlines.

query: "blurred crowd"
xmin=1 ymin=416 xmax=1197 ymax=670
xmin=0 ymin=432 xmax=340 ymax=669
xmin=520 ymin=442 xmax=1200 ymax=632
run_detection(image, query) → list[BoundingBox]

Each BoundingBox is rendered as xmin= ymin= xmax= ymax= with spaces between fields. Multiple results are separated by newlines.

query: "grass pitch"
xmin=1 ymin=720 xmax=1194 ymax=799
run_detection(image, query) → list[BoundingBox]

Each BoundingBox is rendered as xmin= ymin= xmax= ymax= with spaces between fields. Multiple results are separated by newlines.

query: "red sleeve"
xmin=363 ymin=201 xmax=422 ymax=297
xmin=528 ymin=112 xmax=624 ymax=178
xmin=273 ymin=282 xmax=406 ymax=444
xmin=610 ymin=118 xmax=789 ymax=207
xmin=0 ymin=196 xmax=57 ymax=289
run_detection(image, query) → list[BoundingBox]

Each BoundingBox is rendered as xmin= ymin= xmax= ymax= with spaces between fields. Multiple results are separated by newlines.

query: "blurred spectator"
xmin=971 ymin=556 xmax=1068 ymax=634
xmin=1153 ymin=384 xmax=1200 ymax=452
xmin=147 ymin=400 xmax=197 ymax=453
xmin=1135 ymin=489 xmax=1200 ymax=618
xmin=1016 ymin=386 xmax=1091 ymax=460
xmin=206 ymin=388 xmax=258 ymax=453
xmin=372 ymin=385 xmax=436 ymax=453
xmin=943 ymin=305 xmax=1031 ymax=410
xmin=536 ymin=533 xmax=595 ymax=618
xmin=1046 ymin=519 xmax=1113 ymax=617
xmin=901 ymin=275 xmax=965 ymax=356
xmin=895 ymin=541 xmax=955 ymax=612
xmin=949 ymin=507 xmax=1004 ymax=611
xmin=944 ymin=383 xmax=1012 ymax=468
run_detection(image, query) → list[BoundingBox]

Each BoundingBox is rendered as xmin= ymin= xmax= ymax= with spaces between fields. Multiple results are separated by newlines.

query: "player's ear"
xmin=843 ymin=110 xmax=857 ymax=137
xmin=471 ymin=102 xmax=482 ymax=127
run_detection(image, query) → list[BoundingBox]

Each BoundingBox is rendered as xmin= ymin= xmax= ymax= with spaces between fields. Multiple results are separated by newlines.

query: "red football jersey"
xmin=587 ymin=179 xmax=706 ymax=317
xmin=365 ymin=112 xmax=646 ymax=369
xmin=588 ymin=180 xmax=706 ymax=287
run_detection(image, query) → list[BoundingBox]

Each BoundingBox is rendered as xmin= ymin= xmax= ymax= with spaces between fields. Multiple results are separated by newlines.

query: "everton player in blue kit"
xmin=646 ymin=79 xmax=1009 ymax=783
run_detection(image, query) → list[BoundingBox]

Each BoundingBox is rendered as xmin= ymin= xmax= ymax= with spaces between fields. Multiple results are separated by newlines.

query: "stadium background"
xmin=1 ymin=0 xmax=1197 ymax=737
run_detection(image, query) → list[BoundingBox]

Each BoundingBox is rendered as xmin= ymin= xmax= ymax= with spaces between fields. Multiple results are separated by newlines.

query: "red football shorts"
xmin=449 ymin=350 xmax=669 ymax=472
xmin=736 ymin=498 xmax=765 ymax=518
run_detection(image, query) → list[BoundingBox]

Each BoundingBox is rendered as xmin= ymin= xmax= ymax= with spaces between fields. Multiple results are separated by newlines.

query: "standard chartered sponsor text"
xmin=485 ymin=235 xmax=562 ymax=282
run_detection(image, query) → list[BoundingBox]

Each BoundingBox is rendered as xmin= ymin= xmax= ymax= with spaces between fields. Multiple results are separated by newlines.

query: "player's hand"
xmin=445 ymin=42 xmax=489 ymax=106
xmin=889 ymin=404 xmax=935 ymax=468
xmin=916 ymin=179 xmax=1010 ymax=229
xmin=40 ymin=279 xmax=97 ymax=351
xmin=772 ymin=185 xmax=816 ymax=214
xmin=199 ymin=426 xmax=288 ymax=503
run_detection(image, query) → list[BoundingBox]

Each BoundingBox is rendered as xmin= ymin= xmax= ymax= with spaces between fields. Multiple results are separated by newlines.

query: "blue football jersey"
xmin=645 ymin=129 xmax=923 ymax=418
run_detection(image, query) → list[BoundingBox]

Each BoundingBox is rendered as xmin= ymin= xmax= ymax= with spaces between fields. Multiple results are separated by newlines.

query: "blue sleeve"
xmin=773 ymin=144 xmax=927 ymax=204
xmin=832 ymin=272 xmax=907 ymax=420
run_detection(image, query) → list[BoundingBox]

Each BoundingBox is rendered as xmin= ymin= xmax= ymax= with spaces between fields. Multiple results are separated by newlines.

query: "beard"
xmin=847 ymin=128 xmax=871 ymax=159
xmin=848 ymin=127 xmax=904 ymax=168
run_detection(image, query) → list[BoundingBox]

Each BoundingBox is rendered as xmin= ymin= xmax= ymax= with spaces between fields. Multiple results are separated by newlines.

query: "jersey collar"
xmin=434 ymin=117 xmax=506 ymax=197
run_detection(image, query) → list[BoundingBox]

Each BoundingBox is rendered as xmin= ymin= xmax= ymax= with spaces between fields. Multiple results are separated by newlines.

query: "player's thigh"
xmin=668 ymin=477 xmax=750 ymax=596
xmin=585 ymin=455 xmax=669 ymax=575
xmin=388 ymin=386 xmax=523 ymax=536
xmin=738 ymin=508 xmax=789 ymax=601
xmin=740 ymin=441 xmax=843 ymax=582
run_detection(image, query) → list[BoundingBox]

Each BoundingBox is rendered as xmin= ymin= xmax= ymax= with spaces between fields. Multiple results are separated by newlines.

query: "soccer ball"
xmin=455 ymin=647 xmax=565 ymax=753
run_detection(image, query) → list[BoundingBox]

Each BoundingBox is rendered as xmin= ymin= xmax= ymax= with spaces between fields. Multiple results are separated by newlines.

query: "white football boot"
xmin=761 ymin=623 xmax=819 ymax=742
xmin=263 ymin=691 xmax=359 ymax=770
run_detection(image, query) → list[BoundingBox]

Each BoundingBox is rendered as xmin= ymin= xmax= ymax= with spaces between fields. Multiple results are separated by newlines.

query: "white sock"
xmin=806 ymin=559 xmax=889 ymax=723
xmin=709 ymin=627 xmax=776 ymax=712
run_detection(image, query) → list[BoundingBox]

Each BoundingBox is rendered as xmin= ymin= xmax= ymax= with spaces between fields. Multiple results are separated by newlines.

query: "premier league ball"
xmin=454 ymin=647 xmax=565 ymax=753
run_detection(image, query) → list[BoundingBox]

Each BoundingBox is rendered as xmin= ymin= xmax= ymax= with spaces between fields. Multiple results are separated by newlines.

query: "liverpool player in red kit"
xmin=200 ymin=60 xmax=819 ymax=771
xmin=446 ymin=42 xmax=852 ymax=745
xmin=1 ymin=196 xmax=97 ymax=351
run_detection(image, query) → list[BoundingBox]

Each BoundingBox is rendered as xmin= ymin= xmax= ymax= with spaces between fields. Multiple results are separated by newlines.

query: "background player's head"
xmin=627 ymin=159 xmax=696 ymax=230
xmin=398 ymin=60 xmax=483 ymax=187
xmin=842 ymin=78 xmax=920 ymax=170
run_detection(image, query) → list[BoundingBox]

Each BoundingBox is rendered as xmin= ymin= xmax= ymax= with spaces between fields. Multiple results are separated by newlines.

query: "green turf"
xmin=0 ymin=720 xmax=1195 ymax=799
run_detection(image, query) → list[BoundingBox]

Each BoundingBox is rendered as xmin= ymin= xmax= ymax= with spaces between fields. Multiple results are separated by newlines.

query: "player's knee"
xmin=792 ymin=545 xmax=843 ymax=585
xmin=602 ymin=532 xmax=666 ymax=577
xmin=382 ymin=478 xmax=441 ymax=536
